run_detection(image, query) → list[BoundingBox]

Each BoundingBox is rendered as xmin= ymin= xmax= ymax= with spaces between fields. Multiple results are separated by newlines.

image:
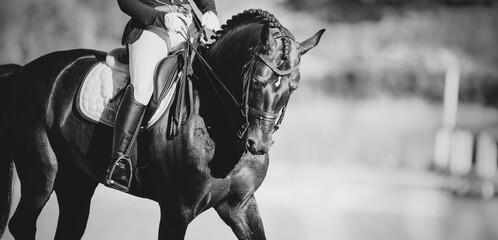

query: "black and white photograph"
xmin=1 ymin=0 xmax=498 ymax=239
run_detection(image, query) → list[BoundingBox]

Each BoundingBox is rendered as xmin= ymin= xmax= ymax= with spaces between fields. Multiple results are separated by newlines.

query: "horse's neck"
xmin=193 ymin=88 xmax=245 ymax=177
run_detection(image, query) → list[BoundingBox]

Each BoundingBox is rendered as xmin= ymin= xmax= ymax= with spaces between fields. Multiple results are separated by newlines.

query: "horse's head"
xmin=204 ymin=9 xmax=324 ymax=155
xmin=242 ymin=24 xmax=324 ymax=155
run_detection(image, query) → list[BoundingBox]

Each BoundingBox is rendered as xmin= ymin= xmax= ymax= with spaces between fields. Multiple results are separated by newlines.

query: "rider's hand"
xmin=164 ymin=12 xmax=191 ymax=35
xmin=201 ymin=11 xmax=220 ymax=32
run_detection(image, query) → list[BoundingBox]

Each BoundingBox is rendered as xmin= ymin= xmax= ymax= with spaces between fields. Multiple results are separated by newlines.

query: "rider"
xmin=105 ymin=0 xmax=220 ymax=192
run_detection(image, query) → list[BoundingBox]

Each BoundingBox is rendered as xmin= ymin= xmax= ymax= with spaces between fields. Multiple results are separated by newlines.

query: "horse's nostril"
xmin=246 ymin=138 xmax=258 ymax=153
xmin=247 ymin=138 xmax=255 ymax=148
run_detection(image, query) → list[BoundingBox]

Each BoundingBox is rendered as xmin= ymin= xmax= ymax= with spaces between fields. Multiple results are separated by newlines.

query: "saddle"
xmin=77 ymin=43 xmax=194 ymax=139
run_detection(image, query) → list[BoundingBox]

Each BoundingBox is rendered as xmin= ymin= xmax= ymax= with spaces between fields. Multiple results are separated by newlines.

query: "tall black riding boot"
xmin=105 ymin=85 xmax=146 ymax=192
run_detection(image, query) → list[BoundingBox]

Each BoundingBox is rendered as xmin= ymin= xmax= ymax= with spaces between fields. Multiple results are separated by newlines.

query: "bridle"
xmin=239 ymin=35 xmax=300 ymax=138
xmin=191 ymin=32 xmax=300 ymax=140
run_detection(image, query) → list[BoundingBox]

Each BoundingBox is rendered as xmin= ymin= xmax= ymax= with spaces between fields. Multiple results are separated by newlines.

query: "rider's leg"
xmin=105 ymin=30 xmax=169 ymax=192
xmin=129 ymin=30 xmax=170 ymax=105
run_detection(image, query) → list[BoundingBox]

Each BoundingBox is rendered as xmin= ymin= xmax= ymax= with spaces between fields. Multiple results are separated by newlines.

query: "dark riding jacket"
xmin=117 ymin=0 xmax=217 ymax=45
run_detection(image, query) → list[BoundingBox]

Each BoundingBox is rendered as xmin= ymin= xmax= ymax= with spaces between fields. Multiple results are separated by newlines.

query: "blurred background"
xmin=2 ymin=0 xmax=498 ymax=239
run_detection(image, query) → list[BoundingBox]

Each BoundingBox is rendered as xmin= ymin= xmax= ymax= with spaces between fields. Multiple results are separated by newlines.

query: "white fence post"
xmin=476 ymin=132 xmax=497 ymax=179
xmin=434 ymin=51 xmax=461 ymax=171
xmin=448 ymin=129 xmax=474 ymax=176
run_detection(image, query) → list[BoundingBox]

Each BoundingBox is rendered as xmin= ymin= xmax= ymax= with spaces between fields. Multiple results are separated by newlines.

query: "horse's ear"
xmin=261 ymin=23 xmax=276 ymax=48
xmin=300 ymin=29 xmax=325 ymax=55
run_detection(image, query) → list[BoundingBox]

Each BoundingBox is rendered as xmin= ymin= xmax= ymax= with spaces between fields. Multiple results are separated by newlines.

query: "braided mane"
xmin=212 ymin=9 xmax=291 ymax=59
xmin=215 ymin=9 xmax=283 ymax=37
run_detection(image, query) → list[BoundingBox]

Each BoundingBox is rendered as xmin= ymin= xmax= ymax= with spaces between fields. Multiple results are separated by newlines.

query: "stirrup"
xmin=105 ymin=156 xmax=133 ymax=192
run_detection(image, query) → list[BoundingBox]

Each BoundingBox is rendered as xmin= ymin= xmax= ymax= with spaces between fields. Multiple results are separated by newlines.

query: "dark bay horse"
xmin=0 ymin=9 xmax=324 ymax=240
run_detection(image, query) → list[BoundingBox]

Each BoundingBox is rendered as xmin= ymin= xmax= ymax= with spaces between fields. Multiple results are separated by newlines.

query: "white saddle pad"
xmin=78 ymin=49 xmax=177 ymax=129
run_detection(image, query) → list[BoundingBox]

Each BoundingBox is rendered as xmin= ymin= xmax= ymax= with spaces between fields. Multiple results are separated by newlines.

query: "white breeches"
xmin=128 ymin=30 xmax=169 ymax=105
xmin=128 ymin=26 xmax=190 ymax=105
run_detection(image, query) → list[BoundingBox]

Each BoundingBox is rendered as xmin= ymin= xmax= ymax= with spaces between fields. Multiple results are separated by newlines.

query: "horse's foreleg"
xmin=54 ymin=163 xmax=98 ymax=240
xmin=157 ymin=205 xmax=190 ymax=240
xmin=8 ymin=130 xmax=58 ymax=240
xmin=215 ymin=194 xmax=266 ymax=240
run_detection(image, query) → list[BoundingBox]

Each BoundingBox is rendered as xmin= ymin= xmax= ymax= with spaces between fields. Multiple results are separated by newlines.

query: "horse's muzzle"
xmin=245 ymin=136 xmax=274 ymax=155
